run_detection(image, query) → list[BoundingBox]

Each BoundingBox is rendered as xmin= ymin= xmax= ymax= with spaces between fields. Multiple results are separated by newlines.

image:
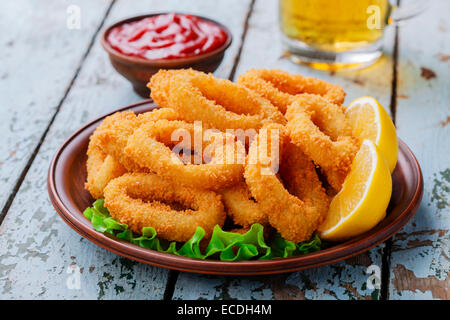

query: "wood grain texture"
xmin=0 ymin=0 xmax=113 ymax=213
xmin=173 ymin=250 xmax=382 ymax=300
xmin=172 ymin=0 xmax=396 ymax=300
xmin=388 ymin=0 xmax=450 ymax=300
xmin=1 ymin=0 xmax=444 ymax=300
xmin=0 ymin=0 xmax=252 ymax=299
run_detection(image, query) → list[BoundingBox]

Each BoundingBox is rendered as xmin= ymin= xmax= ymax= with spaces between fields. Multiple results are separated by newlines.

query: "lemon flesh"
xmin=345 ymin=96 xmax=398 ymax=173
xmin=318 ymin=140 xmax=392 ymax=241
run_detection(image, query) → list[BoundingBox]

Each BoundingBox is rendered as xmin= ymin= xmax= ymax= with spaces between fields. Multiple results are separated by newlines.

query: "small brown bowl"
xmin=101 ymin=13 xmax=232 ymax=98
xmin=47 ymin=100 xmax=424 ymax=275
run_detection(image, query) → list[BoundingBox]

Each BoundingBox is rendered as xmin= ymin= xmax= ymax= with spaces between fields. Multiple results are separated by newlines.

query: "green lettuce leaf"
xmin=83 ymin=199 xmax=323 ymax=261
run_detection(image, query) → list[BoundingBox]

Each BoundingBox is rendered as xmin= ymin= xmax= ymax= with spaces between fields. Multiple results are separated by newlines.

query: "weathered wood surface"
xmin=388 ymin=0 xmax=449 ymax=300
xmin=172 ymin=0 xmax=396 ymax=300
xmin=0 ymin=0 xmax=447 ymax=300
xmin=0 ymin=0 xmax=113 ymax=214
xmin=0 ymin=0 xmax=251 ymax=299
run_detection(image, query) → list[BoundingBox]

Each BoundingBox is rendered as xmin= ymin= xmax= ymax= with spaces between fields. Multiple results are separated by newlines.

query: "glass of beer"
xmin=279 ymin=0 xmax=428 ymax=70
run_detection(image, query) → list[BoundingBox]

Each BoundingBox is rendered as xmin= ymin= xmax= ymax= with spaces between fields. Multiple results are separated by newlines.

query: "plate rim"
xmin=47 ymin=100 xmax=424 ymax=275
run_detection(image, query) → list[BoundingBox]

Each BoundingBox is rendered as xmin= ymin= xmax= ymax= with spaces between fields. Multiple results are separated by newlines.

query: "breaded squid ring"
xmin=90 ymin=111 xmax=144 ymax=171
xmin=148 ymin=69 xmax=198 ymax=109
xmin=86 ymin=110 xmax=178 ymax=197
xmin=237 ymin=68 xmax=346 ymax=114
xmin=285 ymin=94 xmax=359 ymax=191
xmin=279 ymin=141 xmax=330 ymax=224
xmin=92 ymin=108 xmax=182 ymax=171
xmin=104 ymin=173 xmax=226 ymax=241
xmin=137 ymin=107 xmax=180 ymax=123
xmin=150 ymin=69 xmax=286 ymax=130
xmin=244 ymin=123 xmax=327 ymax=243
xmin=219 ymin=182 xmax=268 ymax=228
xmin=125 ymin=119 xmax=246 ymax=190
xmin=85 ymin=141 xmax=126 ymax=199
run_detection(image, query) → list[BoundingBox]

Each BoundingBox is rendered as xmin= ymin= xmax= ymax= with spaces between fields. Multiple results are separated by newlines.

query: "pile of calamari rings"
xmin=85 ymin=68 xmax=359 ymax=245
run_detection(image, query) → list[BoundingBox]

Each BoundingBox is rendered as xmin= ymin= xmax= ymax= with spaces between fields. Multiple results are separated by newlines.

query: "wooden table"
xmin=0 ymin=0 xmax=448 ymax=300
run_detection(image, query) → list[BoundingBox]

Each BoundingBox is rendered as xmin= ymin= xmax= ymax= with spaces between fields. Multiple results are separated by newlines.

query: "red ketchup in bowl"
xmin=107 ymin=13 xmax=228 ymax=60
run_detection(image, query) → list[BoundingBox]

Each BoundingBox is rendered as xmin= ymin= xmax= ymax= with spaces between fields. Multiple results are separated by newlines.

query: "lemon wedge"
xmin=345 ymin=96 xmax=398 ymax=173
xmin=318 ymin=140 xmax=392 ymax=241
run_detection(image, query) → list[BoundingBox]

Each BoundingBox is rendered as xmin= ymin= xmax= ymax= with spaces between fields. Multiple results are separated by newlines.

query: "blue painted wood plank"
xmin=388 ymin=0 xmax=450 ymax=300
xmin=0 ymin=0 xmax=113 ymax=211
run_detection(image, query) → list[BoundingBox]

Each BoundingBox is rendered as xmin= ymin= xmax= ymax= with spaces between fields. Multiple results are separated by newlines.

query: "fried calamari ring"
xmin=137 ymin=107 xmax=180 ymax=123
xmin=219 ymin=182 xmax=268 ymax=228
xmin=85 ymin=108 xmax=186 ymax=198
xmin=285 ymin=94 xmax=359 ymax=191
xmin=85 ymin=141 xmax=126 ymax=199
xmin=90 ymin=111 xmax=143 ymax=171
xmin=150 ymin=69 xmax=286 ymax=130
xmin=148 ymin=69 xmax=198 ymax=109
xmin=279 ymin=141 xmax=330 ymax=224
xmin=104 ymin=173 xmax=226 ymax=241
xmin=244 ymin=123 xmax=327 ymax=242
xmin=237 ymin=69 xmax=346 ymax=114
xmin=125 ymin=119 xmax=246 ymax=190
xmin=92 ymin=108 xmax=182 ymax=171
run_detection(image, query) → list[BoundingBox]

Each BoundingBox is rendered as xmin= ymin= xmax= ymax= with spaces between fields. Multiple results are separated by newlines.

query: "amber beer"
xmin=279 ymin=0 xmax=391 ymax=68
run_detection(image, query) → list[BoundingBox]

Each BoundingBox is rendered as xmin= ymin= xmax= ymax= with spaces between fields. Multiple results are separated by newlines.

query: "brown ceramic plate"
xmin=48 ymin=100 xmax=423 ymax=275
